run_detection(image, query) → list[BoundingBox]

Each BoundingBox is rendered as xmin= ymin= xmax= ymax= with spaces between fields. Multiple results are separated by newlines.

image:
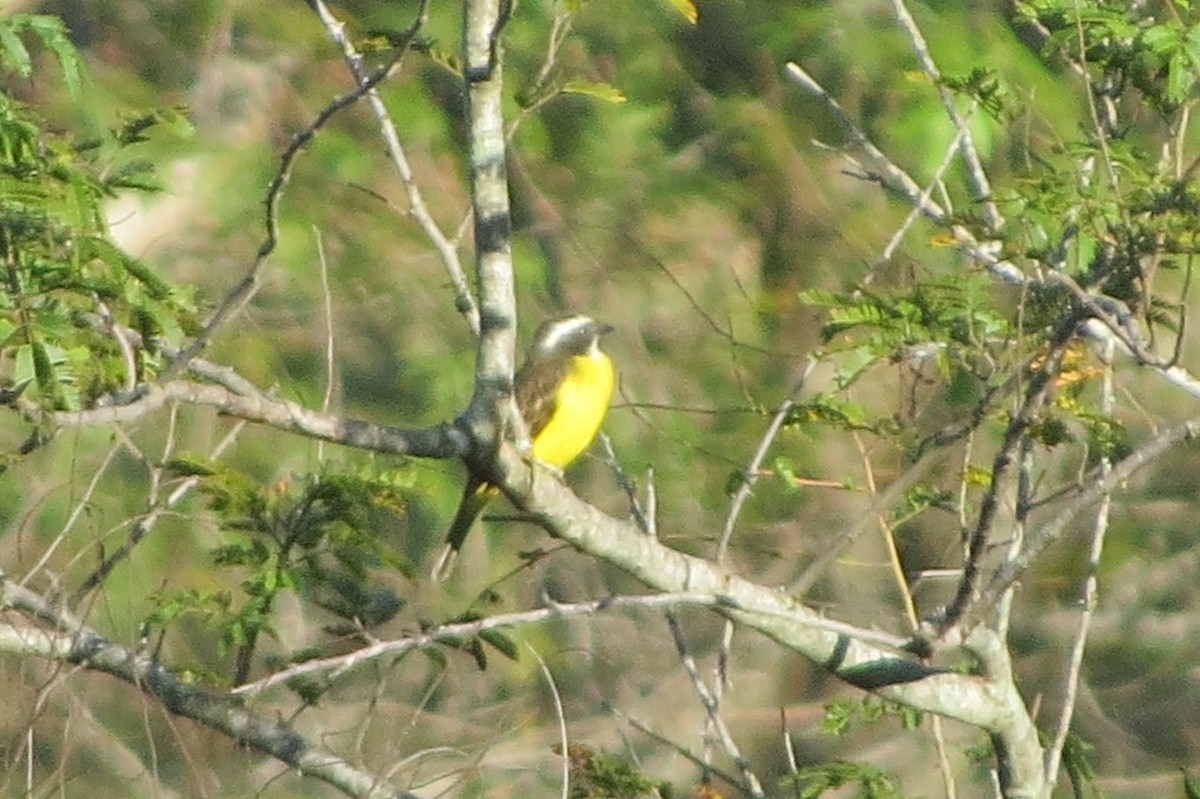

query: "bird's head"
xmin=528 ymin=314 xmax=614 ymax=359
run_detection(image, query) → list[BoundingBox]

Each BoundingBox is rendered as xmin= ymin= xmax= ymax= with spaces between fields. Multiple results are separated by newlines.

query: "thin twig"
xmin=975 ymin=411 xmax=1200 ymax=621
xmin=163 ymin=36 xmax=416 ymax=378
xmin=717 ymin=358 xmax=814 ymax=562
xmin=852 ymin=430 xmax=957 ymax=799
xmin=235 ymin=592 xmax=730 ymax=694
xmin=785 ymin=61 xmax=1025 ymax=287
xmin=94 ymin=298 xmax=138 ymax=392
xmin=780 ymin=708 xmax=802 ymax=799
xmin=890 ymin=0 xmax=1002 ymax=229
xmin=71 ymin=415 xmax=250 ymax=602
xmin=878 ymin=121 xmax=967 ymax=266
xmin=997 ymin=436 xmax=1034 ymax=639
xmin=665 ymin=613 xmax=765 ymax=798
xmin=527 ymin=643 xmax=570 ymax=799
xmin=505 ymin=7 xmax=576 ymax=142
xmin=598 ymin=432 xmax=652 ymax=535
xmin=18 ymin=442 xmax=121 ymax=590
xmin=307 ymin=0 xmax=476 ymax=332
xmin=314 ymin=225 xmax=336 ymax=463
xmin=939 ymin=319 xmax=1078 ymax=633
xmin=0 ymin=572 xmax=416 ymax=799
xmin=1068 ymin=2 xmax=1121 ymax=193
xmin=609 ymin=706 xmax=750 ymax=795
xmin=1044 ymin=339 xmax=1114 ymax=786
xmin=789 ymin=447 xmax=938 ymax=596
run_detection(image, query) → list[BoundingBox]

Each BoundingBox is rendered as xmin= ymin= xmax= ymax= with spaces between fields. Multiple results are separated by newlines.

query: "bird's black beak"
xmin=595 ymin=321 xmax=615 ymax=336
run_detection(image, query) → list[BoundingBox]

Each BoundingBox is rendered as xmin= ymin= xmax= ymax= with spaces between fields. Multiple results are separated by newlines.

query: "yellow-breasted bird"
xmin=434 ymin=314 xmax=615 ymax=579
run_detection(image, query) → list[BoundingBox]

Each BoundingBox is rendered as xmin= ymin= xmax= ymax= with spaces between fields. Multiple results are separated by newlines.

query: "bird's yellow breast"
xmin=531 ymin=350 xmax=614 ymax=468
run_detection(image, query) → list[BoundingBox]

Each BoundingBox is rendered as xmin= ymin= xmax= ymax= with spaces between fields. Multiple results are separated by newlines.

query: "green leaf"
xmin=0 ymin=14 xmax=85 ymax=100
xmin=118 ymin=250 xmax=173 ymax=300
xmin=104 ymin=159 xmax=161 ymax=193
xmin=561 ymin=79 xmax=627 ymax=104
xmin=478 ymin=628 xmax=520 ymax=661
xmin=785 ymin=394 xmax=872 ymax=432
xmin=662 ymin=0 xmax=698 ymax=24
xmin=559 ymin=746 xmax=661 ymax=799
xmin=723 ymin=467 xmax=747 ymax=495
xmin=1142 ymin=23 xmax=1180 ymax=55
xmin=25 ymin=14 xmax=84 ymax=100
xmin=21 ymin=339 xmax=73 ymax=409
xmin=0 ymin=21 xmax=31 ymax=78
xmin=30 ymin=340 xmax=55 ymax=396
xmin=822 ymin=698 xmax=855 ymax=736
xmin=832 ymin=345 xmax=880 ymax=389
xmin=1184 ymin=769 xmax=1200 ymax=799
xmin=771 ymin=455 xmax=800 ymax=492
xmin=1167 ymin=51 xmax=1196 ymax=103
xmin=164 ymin=456 xmax=219 ymax=477
xmin=785 ymin=760 xmax=909 ymax=799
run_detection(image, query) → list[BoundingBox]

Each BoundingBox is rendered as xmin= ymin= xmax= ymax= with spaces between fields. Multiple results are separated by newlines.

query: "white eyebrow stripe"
xmin=537 ymin=315 xmax=593 ymax=352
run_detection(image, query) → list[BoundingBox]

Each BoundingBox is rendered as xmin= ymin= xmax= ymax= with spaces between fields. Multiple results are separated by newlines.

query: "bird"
xmin=433 ymin=314 xmax=615 ymax=579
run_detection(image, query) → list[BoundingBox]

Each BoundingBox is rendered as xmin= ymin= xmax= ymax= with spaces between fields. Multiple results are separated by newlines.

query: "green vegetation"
xmin=2 ymin=2 xmax=1200 ymax=798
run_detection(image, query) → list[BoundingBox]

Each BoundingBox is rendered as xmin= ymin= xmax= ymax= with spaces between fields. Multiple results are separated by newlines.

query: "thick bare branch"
xmin=48 ymin=381 xmax=466 ymax=459
xmin=0 ymin=572 xmax=417 ymax=799
xmin=462 ymin=0 xmax=519 ymax=452
xmin=494 ymin=447 xmax=1047 ymax=799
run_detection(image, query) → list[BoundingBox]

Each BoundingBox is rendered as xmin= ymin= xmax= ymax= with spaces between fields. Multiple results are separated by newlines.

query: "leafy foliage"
xmin=0 ymin=14 xmax=84 ymax=99
xmin=0 ymin=17 xmax=195 ymax=412
xmin=1060 ymin=733 xmax=1101 ymax=799
xmin=822 ymin=697 xmax=923 ymax=738
xmin=801 ymin=274 xmax=1010 ymax=386
xmin=1011 ymin=2 xmax=1200 ymax=337
xmin=1020 ymin=0 xmax=1200 ymax=111
xmin=1185 ymin=769 xmax=1200 ymax=799
xmin=554 ymin=744 xmax=672 ymax=799
xmin=782 ymin=760 xmax=912 ymax=799
xmin=5 ymin=1 xmax=1200 ymax=796
xmin=146 ymin=463 xmax=413 ymax=682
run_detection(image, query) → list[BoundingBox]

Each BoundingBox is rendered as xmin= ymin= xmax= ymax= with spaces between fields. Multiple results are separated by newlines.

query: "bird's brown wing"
xmin=434 ymin=345 xmax=574 ymax=580
xmin=515 ymin=357 xmax=568 ymax=438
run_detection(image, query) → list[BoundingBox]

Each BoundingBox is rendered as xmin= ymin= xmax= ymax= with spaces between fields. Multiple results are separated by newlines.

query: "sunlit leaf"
xmin=0 ymin=22 xmax=31 ymax=78
xmin=562 ymin=79 xmax=627 ymax=104
xmin=662 ymin=0 xmax=698 ymax=24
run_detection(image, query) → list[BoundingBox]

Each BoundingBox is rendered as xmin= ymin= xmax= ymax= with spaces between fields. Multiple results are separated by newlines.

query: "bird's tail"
xmin=431 ymin=478 xmax=498 ymax=581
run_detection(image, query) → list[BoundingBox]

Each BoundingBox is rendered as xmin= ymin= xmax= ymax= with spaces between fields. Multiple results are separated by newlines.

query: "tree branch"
xmin=494 ymin=448 xmax=1047 ymax=798
xmin=462 ymin=0 xmax=519 ymax=455
xmin=48 ymin=381 xmax=466 ymax=458
xmin=162 ymin=4 xmax=426 ymax=380
xmin=234 ymin=592 xmax=740 ymax=694
xmin=307 ymin=0 xmax=478 ymax=333
xmin=976 ymin=413 xmax=1200 ymax=617
xmin=0 ymin=572 xmax=417 ymax=799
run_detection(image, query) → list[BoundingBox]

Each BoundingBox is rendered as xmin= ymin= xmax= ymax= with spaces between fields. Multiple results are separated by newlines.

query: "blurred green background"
xmin=1 ymin=1 xmax=1198 ymax=797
